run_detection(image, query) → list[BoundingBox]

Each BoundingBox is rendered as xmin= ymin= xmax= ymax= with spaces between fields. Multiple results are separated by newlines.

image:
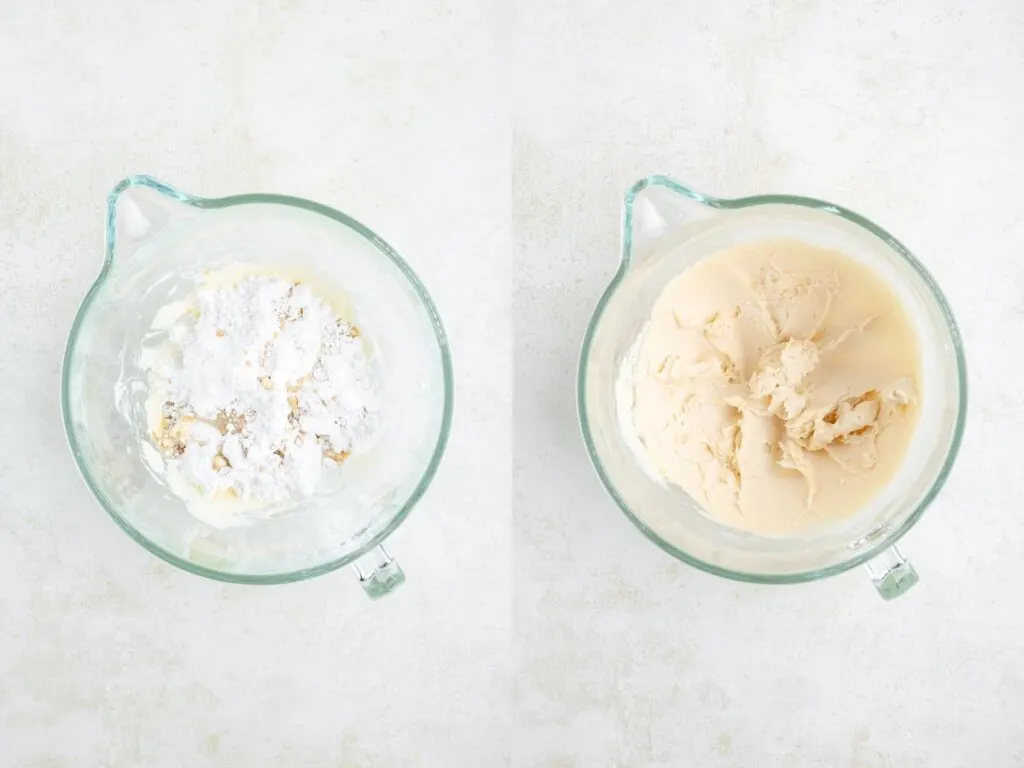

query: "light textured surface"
xmin=0 ymin=2 xmax=510 ymax=766
xmin=512 ymin=1 xmax=1024 ymax=766
xmin=3 ymin=1 xmax=1024 ymax=766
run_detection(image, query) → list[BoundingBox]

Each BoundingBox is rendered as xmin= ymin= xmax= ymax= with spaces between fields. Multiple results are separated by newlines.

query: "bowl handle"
xmin=352 ymin=543 xmax=405 ymax=599
xmin=865 ymin=545 xmax=918 ymax=600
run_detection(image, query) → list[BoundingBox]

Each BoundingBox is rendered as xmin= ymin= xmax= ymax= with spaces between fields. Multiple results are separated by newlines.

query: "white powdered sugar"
xmin=143 ymin=273 xmax=378 ymax=510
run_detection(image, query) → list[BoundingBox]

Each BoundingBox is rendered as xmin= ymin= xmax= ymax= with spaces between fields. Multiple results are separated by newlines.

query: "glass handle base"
xmin=352 ymin=544 xmax=405 ymax=600
xmin=865 ymin=545 xmax=918 ymax=600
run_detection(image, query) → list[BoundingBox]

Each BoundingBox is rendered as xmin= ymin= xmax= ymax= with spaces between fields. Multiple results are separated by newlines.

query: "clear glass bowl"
xmin=578 ymin=176 xmax=967 ymax=599
xmin=62 ymin=176 xmax=454 ymax=596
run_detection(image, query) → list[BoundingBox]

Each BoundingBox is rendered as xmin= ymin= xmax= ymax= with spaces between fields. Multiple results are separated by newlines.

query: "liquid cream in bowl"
xmin=622 ymin=239 xmax=921 ymax=536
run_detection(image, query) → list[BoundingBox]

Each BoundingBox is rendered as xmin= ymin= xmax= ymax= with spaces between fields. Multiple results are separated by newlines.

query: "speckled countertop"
xmin=513 ymin=2 xmax=1022 ymax=766
xmin=0 ymin=3 xmax=509 ymax=765
xmin=2 ymin=1 xmax=1022 ymax=766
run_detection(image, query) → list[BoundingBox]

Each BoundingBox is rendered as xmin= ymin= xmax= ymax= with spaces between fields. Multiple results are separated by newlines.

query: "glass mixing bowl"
xmin=62 ymin=176 xmax=453 ymax=597
xmin=578 ymin=176 xmax=967 ymax=599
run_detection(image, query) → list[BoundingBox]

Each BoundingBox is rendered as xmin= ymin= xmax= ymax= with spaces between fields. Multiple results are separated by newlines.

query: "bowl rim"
xmin=61 ymin=175 xmax=455 ymax=585
xmin=577 ymin=174 xmax=968 ymax=584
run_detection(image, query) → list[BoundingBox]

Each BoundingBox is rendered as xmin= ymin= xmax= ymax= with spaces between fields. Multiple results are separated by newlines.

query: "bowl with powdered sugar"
xmin=61 ymin=176 xmax=453 ymax=597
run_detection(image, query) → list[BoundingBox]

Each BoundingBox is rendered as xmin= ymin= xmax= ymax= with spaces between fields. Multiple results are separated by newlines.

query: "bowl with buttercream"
xmin=578 ymin=176 xmax=966 ymax=597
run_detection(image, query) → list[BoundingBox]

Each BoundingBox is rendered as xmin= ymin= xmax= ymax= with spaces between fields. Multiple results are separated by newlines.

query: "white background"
xmin=2 ymin=1 xmax=1023 ymax=766
xmin=0 ymin=2 xmax=510 ymax=766
xmin=512 ymin=1 xmax=1024 ymax=767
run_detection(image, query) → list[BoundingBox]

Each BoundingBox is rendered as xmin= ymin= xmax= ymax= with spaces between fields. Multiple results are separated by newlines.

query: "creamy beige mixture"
xmin=629 ymin=239 xmax=920 ymax=535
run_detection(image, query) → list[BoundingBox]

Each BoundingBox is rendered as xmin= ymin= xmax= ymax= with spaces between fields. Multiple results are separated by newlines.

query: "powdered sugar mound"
xmin=145 ymin=274 xmax=378 ymax=511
